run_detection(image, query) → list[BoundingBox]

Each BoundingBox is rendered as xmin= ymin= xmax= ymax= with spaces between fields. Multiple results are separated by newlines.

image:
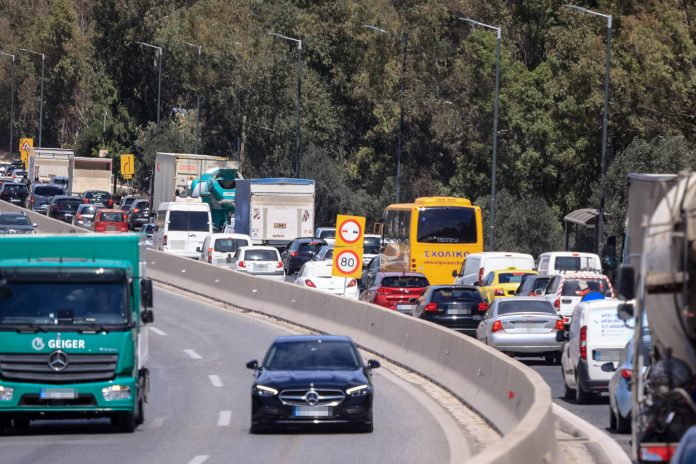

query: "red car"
xmin=360 ymin=272 xmax=430 ymax=314
xmin=92 ymin=209 xmax=128 ymax=233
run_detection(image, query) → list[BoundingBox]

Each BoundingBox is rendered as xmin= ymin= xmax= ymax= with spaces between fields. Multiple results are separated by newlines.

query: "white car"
xmin=294 ymin=261 xmax=359 ymax=299
xmin=314 ymin=227 xmax=336 ymax=246
xmin=198 ymin=233 xmax=252 ymax=265
xmin=230 ymin=246 xmax=285 ymax=281
xmin=363 ymin=234 xmax=381 ymax=265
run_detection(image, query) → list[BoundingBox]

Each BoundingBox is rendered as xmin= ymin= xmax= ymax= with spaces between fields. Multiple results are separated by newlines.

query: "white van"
xmin=561 ymin=299 xmax=633 ymax=404
xmin=198 ymin=233 xmax=252 ymax=265
xmin=453 ymin=252 xmax=535 ymax=286
xmin=152 ymin=202 xmax=212 ymax=259
xmin=536 ymin=251 xmax=602 ymax=275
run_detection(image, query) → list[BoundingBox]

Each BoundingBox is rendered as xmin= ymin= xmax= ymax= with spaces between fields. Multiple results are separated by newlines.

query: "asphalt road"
xmin=524 ymin=357 xmax=632 ymax=458
xmin=1 ymin=287 xmax=456 ymax=464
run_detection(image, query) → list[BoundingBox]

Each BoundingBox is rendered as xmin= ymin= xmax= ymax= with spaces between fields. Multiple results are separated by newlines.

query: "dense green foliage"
xmin=1 ymin=1 xmax=695 ymax=253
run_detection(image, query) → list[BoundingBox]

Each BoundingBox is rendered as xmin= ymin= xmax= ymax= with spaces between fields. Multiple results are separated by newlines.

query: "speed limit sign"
xmin=332 ymin=248 xmax=363 ymax=279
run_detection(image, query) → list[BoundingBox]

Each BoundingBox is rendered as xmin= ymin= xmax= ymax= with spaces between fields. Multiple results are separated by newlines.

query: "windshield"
xmin=298 ymin=241 xmax=324 ymax=254
xmin=381 ymin=276 xmax=429 ymax=288
xmin=79 ymin=205 xmax=97 ymax=215
xmin=554 ymin=256 xmax=597 ymax=271
xmin=0 ymin=281 xmax=129 ymax=327
xmin=0 ymin=215 xmax=30 ymax=226
xmin=364 ymin=236 xmax=381 ymax=254
xmin=214 ymin=238 xmax=248 ymax=253
xmin=498 ymin=300 xmax=556 ymax=315
xmin=318 ymin=230 xmax=335 ymax=239
xmin=85 ymin=191 xmax=110 ymax=202
xmin=498 ymin=272 xmax=535 ymax=284
xmin=417 ymin=207 xmax=478 ymax=244
xmin=244 ymin=249 xmax=278 ymax=261
xmin=99 ymin=211 xmax=125 ymax=222
xmin=432 ymin=288 xmax=482 ymax=302
xmin=168 ymin=211 xmax=210 ymax=232
xmin=561 ymin=278 xmax=611 ymax=297
xmin=34 ymin=186 xmax=64 ymax=196
xmin=264 ymin=340 xmax=360 ymax=370
xmin=3 ymin=184 xmax=27 ymax=193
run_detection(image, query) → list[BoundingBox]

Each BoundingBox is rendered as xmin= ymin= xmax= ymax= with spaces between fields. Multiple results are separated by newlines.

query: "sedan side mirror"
xmin=601 ymin=362 xmax=616 ymax=373
xmin=246 ymin=360 xmax=259 ymax=370
xmin=32 ymin=223 xmax=37 ymax=228
xmin=366 ymin=359 xmax=381 ymax=369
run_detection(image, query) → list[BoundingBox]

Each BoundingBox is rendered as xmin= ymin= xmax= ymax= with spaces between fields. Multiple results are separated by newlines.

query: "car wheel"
xmin=250 ymin=422 xmax=267 ymax=434
xmin=544 ymin=353 xmax=556 ymax=365
xmin=609 ymin=408 xmax=617 ymax=430
xmin=616 ymin=412 xmax=631 ymax=434
xmin=575 ymin=372 xmax=592 ymax=404
xmin=114 ymin=411 xmax=136 ymax=433
xmin=135 ymin=397 xmax=145 ymax=426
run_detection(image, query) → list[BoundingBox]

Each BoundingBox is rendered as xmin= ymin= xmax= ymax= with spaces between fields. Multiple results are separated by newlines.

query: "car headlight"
xmin=254 ymin=384 xmax=278 ymax=397
xmin=0 ymin=386 xmax=14 ymax=401
xmin=101 ymin=385 xmax=132 ymax=401
xmin=346 ymin=384 xmax=369 ymax=397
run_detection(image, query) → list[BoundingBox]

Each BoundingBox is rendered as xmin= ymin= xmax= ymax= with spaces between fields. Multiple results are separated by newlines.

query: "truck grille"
xmin=279 ymin=388 xmax=345 ymax=407
xmin=0 ymin=353 xmax=119 ymax=384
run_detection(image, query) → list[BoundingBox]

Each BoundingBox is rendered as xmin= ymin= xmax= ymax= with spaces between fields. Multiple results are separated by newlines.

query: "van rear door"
xmin=167 ymin=209 xmax=211 ymax=256
xmin=586 ymin=302 xmax=632 ymax=382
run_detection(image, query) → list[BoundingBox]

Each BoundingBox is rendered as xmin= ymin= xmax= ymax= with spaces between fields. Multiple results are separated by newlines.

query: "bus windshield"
xmin=417 ymin=207 xmax=478 ymax=244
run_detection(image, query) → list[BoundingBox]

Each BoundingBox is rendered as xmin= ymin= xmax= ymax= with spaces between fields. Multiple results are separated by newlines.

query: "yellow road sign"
xmin=332 ymin=247 xmax=364 ymax=279
xmin=121 ymin=154 xmax=135 ymax=177
xmin=19 ymin=138 xmax=33 ymax=167
xmin=335 ymin=215 xmax=366 ymax=248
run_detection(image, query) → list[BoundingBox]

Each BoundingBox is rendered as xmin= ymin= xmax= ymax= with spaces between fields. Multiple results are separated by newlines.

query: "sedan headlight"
xmin=254 ymin=384 xmax=278 ymax=397
xmin=0 ymin=386 xmax=14 ymax=401
xmin=101 ymin=385 xmax=132 ymax=401
xmin=346 ymin=384 xmax=369 ymax=397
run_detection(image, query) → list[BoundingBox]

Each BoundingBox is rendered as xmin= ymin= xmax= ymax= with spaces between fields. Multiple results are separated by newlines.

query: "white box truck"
xmin=27 ymin=148 xmax=75 ymax=192
xmin=233 ymin=178 xmax=315 ymax=246
xmin=152 ymin=153 xmax=233 ymax=211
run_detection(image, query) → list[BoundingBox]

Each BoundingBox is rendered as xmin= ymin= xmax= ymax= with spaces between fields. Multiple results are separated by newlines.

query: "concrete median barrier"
xmin=145 ymin=250 xmax=560 ymax=464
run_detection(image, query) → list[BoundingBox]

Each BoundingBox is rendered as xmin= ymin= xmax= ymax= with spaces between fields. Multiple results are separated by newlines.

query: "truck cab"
xmin=0 ymin=234 xmax=153 ymax=433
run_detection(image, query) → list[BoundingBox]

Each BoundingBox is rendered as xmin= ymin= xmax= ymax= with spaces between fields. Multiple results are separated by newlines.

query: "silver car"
xmin=476 ymin=297 xmax=564 ymax=364
xmin=607 ymin=336 xmax=651 ymax=433
xmin=72 ymin=203 xmax=100 ymax=229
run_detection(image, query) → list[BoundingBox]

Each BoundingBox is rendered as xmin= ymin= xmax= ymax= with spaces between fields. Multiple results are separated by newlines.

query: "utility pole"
xmin=19 ymin=48 xmax=45 ymax=147
xmin=185 ymin=42 xmax=202 ymax=154
xmin=0 ymin=52 xmax=15 ymax=155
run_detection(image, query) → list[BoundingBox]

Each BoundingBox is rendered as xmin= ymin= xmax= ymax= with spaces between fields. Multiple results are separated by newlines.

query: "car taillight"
xmin=238 ymin=261 xmax=246 ymax=268
xmin=620 ymin=368 xmax=633 ymax=380
xmin=290 ymin=251 xmax=298 ymax=257
xmin=30 ymin=196 xmax=34 ymax=203
xmin=305 ymin=279 xmax=316 ymax=288
xmin=494 ymin=288 xmax=505 ymax=296
xmin=347 ymin=279 xmax=357 ymax=287
xmin=554 ymin=298 xmax=560 ymax=310
xmin=491 ymin=320 xmax=503 ymax=332
xmin=207 ymin=247 xmax=213 ymax=263
xmin=163 ymin=235 xmax=167 ymax=246
xmin=107 ymin=199 xmax=113 ymax=207
xmin=555 ymin=319 xmax=565 ymax=331
xmin=478 ymin=302 xmax=489 ymax=312
xmin=276 ymin=261 xmax=283 ymax=268
xmin=424 ymin=303 xmax=438 ymax=312
xmin=376 ymin=287 xmax=393 ymax=295
xmin=639 ymin=444 xmax=677 ymax=462
xmin=478 ymin=267 xmax=485 ymax=284
xmin=83 ymin=198 xmax=89 ymax=203
xmin=133 ymin=208 xmax=140 ymax=213
xmin=579 ymin=325 xmax=587 ymax=360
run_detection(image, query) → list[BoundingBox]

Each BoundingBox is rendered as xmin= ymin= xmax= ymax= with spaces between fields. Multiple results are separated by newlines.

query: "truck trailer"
xmin=0 ymin=234 xmax=154 ymax=433
xmin=72 ymin=157 xmax=113 ymax=195
xmin=232 ymin=178 xmax=315 ymax=246
xmin=27 ymin=148 xmax=75 ymax=193
xmin=152 ymin=153 xmax=234 ymax=212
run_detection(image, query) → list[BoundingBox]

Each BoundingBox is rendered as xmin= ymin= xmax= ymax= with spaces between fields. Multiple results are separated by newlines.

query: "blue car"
xmin=608 ymin=336 xmax=652 ymax=433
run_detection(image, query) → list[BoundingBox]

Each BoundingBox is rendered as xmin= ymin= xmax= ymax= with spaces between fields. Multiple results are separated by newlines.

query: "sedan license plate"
xmin=447 ymin=304 xmax=471 ymax=315
xmin=40 ymin=388 xmax=77 ymax=400
xmin=10 ymin=199 xmax=20 ymax=203
xmin=292 ymin=406 xmax=331 ymax=417
xmin=106 ymin=225 xmax=118 ymax=231
xmin=396 ymin=304 xmax=416 ymax=313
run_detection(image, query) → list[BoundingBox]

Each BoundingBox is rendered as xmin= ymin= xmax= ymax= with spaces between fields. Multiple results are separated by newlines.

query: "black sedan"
xmin=246 ymin=335 xmax=379 ymax=433
xmin=46 ymin=195 xmax=82 ymax=223
xmin=0 ymin=212 xmax=36 ymax=234
xmin=414 ymin=285 xmax=489 ymax=335
xmin=281 ymin=237 xmax=327 ymax=274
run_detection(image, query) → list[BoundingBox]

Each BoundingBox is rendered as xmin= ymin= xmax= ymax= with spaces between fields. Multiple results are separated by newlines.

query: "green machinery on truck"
xmin=0 ymin=234 xmax=154 ymax=433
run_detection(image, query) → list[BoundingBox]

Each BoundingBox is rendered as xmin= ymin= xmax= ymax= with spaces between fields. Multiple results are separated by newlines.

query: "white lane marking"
xmin=149 ymin=327 xmax=167 ymax=336
xmin=148 ymin=416 xmax=166 ymax=429
xmin=217 ymin=410 xmax=231 ymax=426
xmin=184 ymin=349 xmax=202 ymax=360
xmin=208 ymin=374 xmax=223 ymax=387
xmin=187 ymin=456 xmax=209 ymax=464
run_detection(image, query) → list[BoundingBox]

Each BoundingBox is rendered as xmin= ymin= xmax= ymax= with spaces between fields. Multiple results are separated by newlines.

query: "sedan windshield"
xmin=0 ymin=215 xmax=30 ymax=226
xmin=381 ymin=276 xmax=429 ymax=288
xmin=264 ymin=340 xmax=360 ymax=370
xmin=0 ymin=281 xmax=128 ymax=326
xmin=214 ymin=238 xmax=248 ymax=253
xmin=431 ymin=288 xmax=481 ymax=302
xmin=498 ymin=300 xmax=556 ymax=315
xmin=244 ymin=249 xmax=278 ymax=261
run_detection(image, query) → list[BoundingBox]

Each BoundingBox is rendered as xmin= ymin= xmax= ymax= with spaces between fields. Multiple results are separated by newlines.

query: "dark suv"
xmin=0 ymin=182 xmax=29 ymax=205
xmin=81 ymin=190 xmax=113 ymax=207
xmin=47 ymin=196 xmax=83 ymax=223
xmin=414 ymin=285 xmax=488 ymax=335
xmin=281 ymin=237 xmax=327 ymax=274
xmin=127 ymin=199 xmax=150 ymax=230
xmin=26 ymin=184 xmax=65 ymax=214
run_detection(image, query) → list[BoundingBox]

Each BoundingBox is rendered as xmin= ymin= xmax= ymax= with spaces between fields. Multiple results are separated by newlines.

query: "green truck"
xmin=0 ymin=234 xmax=153 ymax=433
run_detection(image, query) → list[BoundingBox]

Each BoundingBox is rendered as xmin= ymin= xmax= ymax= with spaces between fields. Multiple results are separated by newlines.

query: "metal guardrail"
xmin=1 ymin=199 xmax=560 ymax=463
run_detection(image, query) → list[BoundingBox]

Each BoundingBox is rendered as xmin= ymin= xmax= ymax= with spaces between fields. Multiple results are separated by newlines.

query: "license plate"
xmin=10 ymin=199 xmax=20 ymax=203
xmin=472 ymin=315 xmax=482 ymax=320
xmin=594 ymin=349 xmax=623 ymax=362
xmin=292 ymin=406 xmax=331 ymax=417
xmin=396 ymin=304 xmax=416 ymax=313
xmin=106 ymin=226 xmax=118 ymax=231
xmin=40 ymin=388 xmax=77 ymax=400
xmin=253 ymin=264 xmax=268 ymax=272
xmin=514 ymin=322 xmax=539 ymax=329
xmin=447 ymin=304 xmax=471 ymax=315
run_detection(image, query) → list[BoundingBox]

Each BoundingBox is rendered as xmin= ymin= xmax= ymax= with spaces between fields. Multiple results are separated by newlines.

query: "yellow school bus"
xmin=380 ymin=197 xmax=483 ymax=285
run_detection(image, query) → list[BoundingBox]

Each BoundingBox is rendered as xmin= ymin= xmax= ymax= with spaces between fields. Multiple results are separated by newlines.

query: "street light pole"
xmin=363 ymin=25 xmax=408 ymax=203
xmin=565 ymin=5 xmax=612 ymax=256
xmin=185 ymin=42 xmax=202 ymax=154
xmin=0 ymin=52 xmax=15 ymax=155
xmin=459 ymin=18 xmax=502 ymax=250
xmin=19 ymin=48 xmax=44 ymax=147
xmin=268 ymin=32 xmax=302 ymax=178
xmin=136 ymin=41 xmax=163 ymax=130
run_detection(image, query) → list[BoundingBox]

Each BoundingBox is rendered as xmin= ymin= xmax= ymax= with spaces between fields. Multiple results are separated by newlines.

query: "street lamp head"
xmin=459 ymin=17 xmax=501 ymax=38
xmin=564 ymin=4 xmax=612 ymax=26
xmin=268 ymin=32 xmax=302 ymax=49
xmin=362 ymin=24 xmax=388 ymax=34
